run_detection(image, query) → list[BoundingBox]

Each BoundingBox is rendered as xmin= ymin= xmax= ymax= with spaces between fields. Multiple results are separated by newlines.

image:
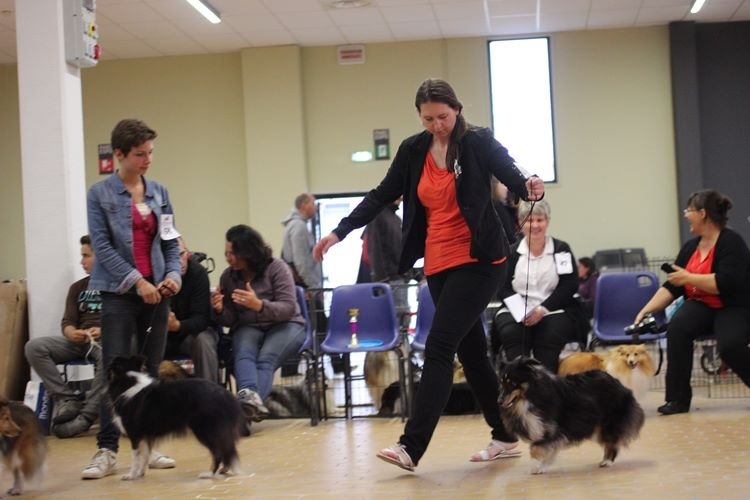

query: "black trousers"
xmin=494 ymin=311 xmax=577 ymax=373
xmin=665 ymin=299 xmax=750 ymax=405
xmin=399 ymin=262 xmax=516 ymax=465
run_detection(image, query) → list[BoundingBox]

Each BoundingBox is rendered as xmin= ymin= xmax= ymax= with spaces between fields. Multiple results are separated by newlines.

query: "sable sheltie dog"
xmin=558 ymin=344 xmax=655 ymax=401
xmin=0 ymin=398 xmax=47 ymax=495
xmin=497 ymin=357 xmax=644 ymax=474
xmin=108 ymin=356 xmax=242 ymax=480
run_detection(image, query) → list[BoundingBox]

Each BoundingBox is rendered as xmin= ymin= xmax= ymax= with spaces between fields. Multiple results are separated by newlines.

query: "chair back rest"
xmin=324 ymin=283 xmax=400 ymax=351
xmin=593 ymin=271 xmax=665 ymax=340
xmin=412 ymin=283 xmax=435 ymax=350
xmin=295 ymin=286 xmax=314 ymax=352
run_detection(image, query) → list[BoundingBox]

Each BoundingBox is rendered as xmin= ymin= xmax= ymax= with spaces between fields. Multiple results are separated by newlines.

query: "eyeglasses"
xmin=682 ymin=208 xmax=697 ymax=215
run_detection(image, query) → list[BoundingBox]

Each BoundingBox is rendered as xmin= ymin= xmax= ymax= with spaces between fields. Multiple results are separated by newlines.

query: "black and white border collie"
xmin=108 ymin=356 xmax=243 ymax=480
xmin=497 ymin=357 xmax=644 ymax=474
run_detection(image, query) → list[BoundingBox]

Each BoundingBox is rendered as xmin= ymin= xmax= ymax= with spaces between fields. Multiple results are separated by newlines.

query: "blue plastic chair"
xmin=319 ymin=283 xmax=406 ymax=419
xmin=411 ymin=283 xmax=435 ymax=352
xmin=592 ymin=271 xmax=667 ymax=371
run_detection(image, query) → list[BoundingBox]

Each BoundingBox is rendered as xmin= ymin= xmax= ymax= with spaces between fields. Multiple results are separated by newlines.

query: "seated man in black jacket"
xmin=164 ymin=238 xmax=219 ymax=382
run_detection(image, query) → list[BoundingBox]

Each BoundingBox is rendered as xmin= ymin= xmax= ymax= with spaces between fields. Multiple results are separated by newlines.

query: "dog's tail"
xmin=11 ymin=402 xmax=48 ymax=489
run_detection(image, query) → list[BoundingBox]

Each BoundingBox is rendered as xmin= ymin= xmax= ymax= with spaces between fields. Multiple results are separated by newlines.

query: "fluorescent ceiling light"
xmin=690 ymin=0 xmax=707 ymax=14
xmin=185 ymin=0 xmax=221 ymax=24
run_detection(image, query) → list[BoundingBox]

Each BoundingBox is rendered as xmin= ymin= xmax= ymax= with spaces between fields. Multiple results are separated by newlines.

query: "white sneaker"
xmin=148 ymin=450 xmax=176 ymax=469
xmin=81 ymin=448 xmax=117 ymax=479
xmin=237 ymin=388 xmax=270 ymax=421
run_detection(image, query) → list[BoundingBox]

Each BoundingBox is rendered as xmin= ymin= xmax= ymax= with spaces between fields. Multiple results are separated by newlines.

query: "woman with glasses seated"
xmin=636 ymin=189 xmax=750 ymax=415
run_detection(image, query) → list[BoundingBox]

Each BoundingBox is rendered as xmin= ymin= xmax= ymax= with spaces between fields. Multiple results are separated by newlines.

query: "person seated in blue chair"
xmin=164 ymin=237 xmax=220 ymax=383
xmin=636 ymin=189 xmax=750 ymax=415
xmin=25 ymin=235 xmax=106 ymax=438
xmin=211 ymin=224 xmax=306 ymax=422
xmin=576 ymin=256 xmax=599 ymax=322
xmin=492 ymin=200 xmax=588 ymax=373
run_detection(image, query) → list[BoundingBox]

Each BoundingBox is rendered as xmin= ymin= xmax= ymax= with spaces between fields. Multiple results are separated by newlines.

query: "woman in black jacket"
xmin=636 ymin=189 xmax=750 ymax=415
xmin=313 ymin=78 xmax=544 ymax=471
xmin=493 ymin=200 xmax=585 ymax=373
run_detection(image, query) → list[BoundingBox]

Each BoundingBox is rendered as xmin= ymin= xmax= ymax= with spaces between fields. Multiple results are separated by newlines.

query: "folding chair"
xmin=295 ymin=286 xmax=322 ymax=426
xmin=592 ymin=271 xmax=667 ymax=372
xmin=319 ymin=283 xmax=407 ymax=420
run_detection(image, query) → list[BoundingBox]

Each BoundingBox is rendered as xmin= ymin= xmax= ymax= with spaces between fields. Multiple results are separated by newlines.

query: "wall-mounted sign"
xmin=373 ymin=129 xmax=390 ymax=160
xmin=98 ymin=143 xmax=113 ymax=175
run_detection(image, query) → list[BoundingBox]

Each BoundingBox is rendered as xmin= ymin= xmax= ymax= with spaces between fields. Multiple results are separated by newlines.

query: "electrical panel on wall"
xmin=64 ymin=0 xmax=100 ymax=68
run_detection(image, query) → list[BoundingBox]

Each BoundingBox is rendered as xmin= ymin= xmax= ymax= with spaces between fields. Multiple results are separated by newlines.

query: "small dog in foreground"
xmin=0 ymin=397 xmax=47 ymax=495
xmin=108 ymin=356 xmax=243 ymax=480
xmin=497 ymin=357 xmax=644 ymax=474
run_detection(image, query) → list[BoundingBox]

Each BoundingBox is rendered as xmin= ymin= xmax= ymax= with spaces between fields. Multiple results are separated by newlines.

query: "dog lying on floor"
xmin=558 ymin=344 xmax=655 ymax=401
xmin=377 ymin=360 xmax=479 ymax=417
xmin=108 ymin=356 xmax=243 ymax=480
xmin=498 ymin=357 xmax=644 ymax=474
xmin=0 ymin=397 xmax=47 ymax=496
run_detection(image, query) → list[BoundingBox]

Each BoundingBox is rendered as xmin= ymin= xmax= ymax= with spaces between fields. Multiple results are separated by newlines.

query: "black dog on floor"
xmin=497 ymin=357 xmax=644 ymax=474
xmin=108 ymin=355 xmax=243 ymax=480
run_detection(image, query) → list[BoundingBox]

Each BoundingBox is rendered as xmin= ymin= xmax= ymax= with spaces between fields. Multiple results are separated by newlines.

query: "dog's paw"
xmin=121 ymin=471 xmax=145 ymax=481
xmin=7 ymin=486 xmax=22 ymax=496
xmin=599 ymin=459 xmax=614 ymax=468
xmin=198 ymin=471 xmax=217 ymax=479
xmin=530 ymin=460 xmax=546 ymax=475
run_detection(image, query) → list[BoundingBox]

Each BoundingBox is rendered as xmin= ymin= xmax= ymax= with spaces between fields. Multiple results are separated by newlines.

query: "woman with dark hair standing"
xmin=636 ymin=189 xmax=750 ymax=415
xmin=313 ymin=78 xmax=544 ymax=471
xmin=211 ymin=225 xmax=305 ymax=421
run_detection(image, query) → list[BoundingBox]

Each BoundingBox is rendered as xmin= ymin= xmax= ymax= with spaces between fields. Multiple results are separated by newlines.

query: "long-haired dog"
xmin=558 ymin=344 xmax=655 ymax=401
xmin=498 ymin=357 xmax=644 ymax=474
xmin=108 ymin=356 xmax=243 ymax=480
xmin=0 ymin=398 xmax=47 ymax=495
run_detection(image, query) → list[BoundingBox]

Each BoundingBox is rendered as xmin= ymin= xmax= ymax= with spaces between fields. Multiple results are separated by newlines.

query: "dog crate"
xmin=648 ymin=338 xmax=750 ymax=398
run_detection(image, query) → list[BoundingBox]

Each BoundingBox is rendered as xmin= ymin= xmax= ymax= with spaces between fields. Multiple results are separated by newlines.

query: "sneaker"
xmin=52 ymin=415 xmax=92 ymax=438
xmin=237 ymin=389 xmax=270 ymax=422
xmin=53 ymin=397 xmax=82 ymax=425
xmin=376 ymin=444 xmax=415 ymax=472
xmin=81 ymin=448 xmax=117 ymax=479
xmin=469 ymin=440 xmax=522 ymax=462
xmin=148 ymin=450 xmax=176 ymax=469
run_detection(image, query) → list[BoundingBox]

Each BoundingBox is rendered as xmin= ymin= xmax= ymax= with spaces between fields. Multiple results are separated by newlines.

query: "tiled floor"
xmin=10 ymin=388 xmax=750 ymax=499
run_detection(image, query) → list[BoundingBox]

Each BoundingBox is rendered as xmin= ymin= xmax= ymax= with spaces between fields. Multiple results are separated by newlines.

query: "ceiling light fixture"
xmin=185 ymin=0 xmax=221 ymax=23
xmin=690 ymin=0 xmax=707 ymax=14
xmin=328 ymin=0 xmax=371 ymax=8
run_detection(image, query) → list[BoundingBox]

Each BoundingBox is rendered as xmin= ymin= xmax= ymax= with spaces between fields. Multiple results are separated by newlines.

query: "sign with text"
xmin=373 ymin=129 xmax=390 ymax=160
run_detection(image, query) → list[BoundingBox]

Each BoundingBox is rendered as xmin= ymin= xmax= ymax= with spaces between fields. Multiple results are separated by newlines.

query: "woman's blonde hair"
xmin=517 ymin=199 xmax=551 ymax=223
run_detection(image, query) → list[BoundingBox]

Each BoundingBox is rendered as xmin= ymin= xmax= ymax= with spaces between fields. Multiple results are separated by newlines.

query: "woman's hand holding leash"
xmin=136 ymin=278 xmax=161 ymax=304
xmin=525 ymin=176 xmax=545 ymax=201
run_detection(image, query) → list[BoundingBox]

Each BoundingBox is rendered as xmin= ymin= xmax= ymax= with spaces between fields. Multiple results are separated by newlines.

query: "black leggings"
xmin=399 ymin=262 xmax=516 ymax=465
xmin=665 ymin=299 xmax=750 ymax=405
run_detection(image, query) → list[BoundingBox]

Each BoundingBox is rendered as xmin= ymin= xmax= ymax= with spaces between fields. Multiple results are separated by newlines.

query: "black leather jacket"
xmin=332 ymin=127 xmax=531 ymax=274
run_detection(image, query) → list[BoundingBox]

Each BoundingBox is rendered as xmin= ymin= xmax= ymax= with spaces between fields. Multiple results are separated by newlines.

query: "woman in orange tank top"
xmin=314 ymin=78 xmax=544 ymax=471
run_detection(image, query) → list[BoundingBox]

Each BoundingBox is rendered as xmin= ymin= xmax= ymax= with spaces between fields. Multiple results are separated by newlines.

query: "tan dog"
xmin=364 ymin=351 xmax=402 ymax=411
xmin=0 ymin=398 xmax=47 ymax=495
xmin=559 ymin=345 xmax=655 ymax=401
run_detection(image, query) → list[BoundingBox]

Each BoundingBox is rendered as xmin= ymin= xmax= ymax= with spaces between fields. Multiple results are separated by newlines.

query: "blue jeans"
xmin=232 ymin=322 xmax=305 ymax=400
xmin=97 ymin=292 xmax=170 ymax=453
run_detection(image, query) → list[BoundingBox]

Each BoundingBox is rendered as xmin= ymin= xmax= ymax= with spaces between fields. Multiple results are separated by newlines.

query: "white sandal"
xmin=376 ymin=444 xmax=415 ymax=472
xmin=469 ymin=440 xmax=522 ymax=462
